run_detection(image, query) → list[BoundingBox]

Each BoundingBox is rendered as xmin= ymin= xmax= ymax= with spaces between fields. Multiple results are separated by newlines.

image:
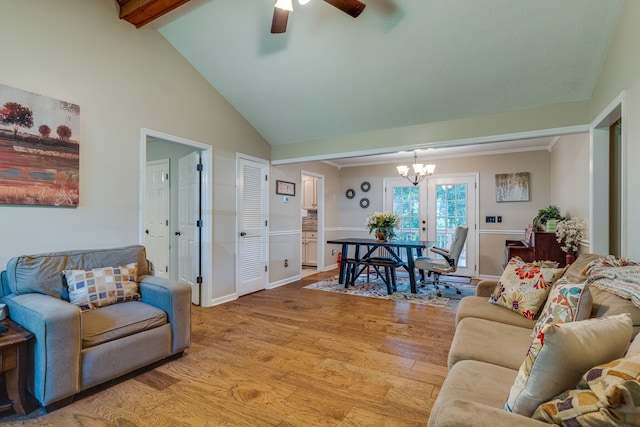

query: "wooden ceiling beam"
xmin=117 ymin=0 xmax=191 ymax=28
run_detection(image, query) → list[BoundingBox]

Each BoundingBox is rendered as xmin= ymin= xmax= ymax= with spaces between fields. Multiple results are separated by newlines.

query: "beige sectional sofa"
xmin=428 ymin=254 xmax=640 ymax=426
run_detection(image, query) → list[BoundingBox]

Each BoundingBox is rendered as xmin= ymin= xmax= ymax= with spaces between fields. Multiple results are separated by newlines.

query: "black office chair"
xmin=415 ymin=226 xmax=469 ymax=296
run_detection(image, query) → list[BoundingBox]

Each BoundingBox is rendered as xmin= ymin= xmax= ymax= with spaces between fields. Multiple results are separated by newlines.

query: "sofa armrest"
xmin=476 ymin=280 xmax=498 ymax=297
xmin=139 ymin=275 xmax=191 ymax=354
xmin=428 ymin=400 xmax=551 ymax=427
xmin=1 ymin=293 xmax=81 ymax=406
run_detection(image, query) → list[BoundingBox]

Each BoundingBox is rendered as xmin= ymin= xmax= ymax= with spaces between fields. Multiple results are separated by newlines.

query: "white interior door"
xmin=145 ymin=160 xmax=170 ymax=278
xmin=237 ymin=157 xmax=268 ymax=296
xmin=178 ymin=151 xmax=201 ymax=304
xmin=427 ymin=174 xmax=478 ymax=277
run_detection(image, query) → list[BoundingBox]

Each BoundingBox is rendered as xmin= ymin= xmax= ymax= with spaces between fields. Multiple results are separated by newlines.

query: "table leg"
xmin=337 ymin=244 xmax=348 ymax=284
xmin=406 ymin=247 xmax=417 ymax=293
xmin=4 ymin=342 xmax=31 ymax=416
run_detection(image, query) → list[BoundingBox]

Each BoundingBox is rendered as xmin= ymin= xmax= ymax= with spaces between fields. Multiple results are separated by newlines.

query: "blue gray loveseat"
xmin=0 ymin=245 xmax=191 ymax=409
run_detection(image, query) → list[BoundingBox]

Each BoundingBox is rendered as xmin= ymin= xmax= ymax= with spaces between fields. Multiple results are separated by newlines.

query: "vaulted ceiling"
xmin=117 ymin=0 xmax=623 ymax=151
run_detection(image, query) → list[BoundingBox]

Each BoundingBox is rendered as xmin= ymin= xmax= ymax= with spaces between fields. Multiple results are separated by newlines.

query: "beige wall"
xmin=339 ymin=149 xmax=560 ymax=277
xmin=0 ymin=0 xmax=270 ymax=303
xmin=550 ymin=133 xmax=590 ymax=224
xmin=589 ymin=0 xmax=640 ymax=258
xmin=269 ymin=161 xmax=341 ymax=285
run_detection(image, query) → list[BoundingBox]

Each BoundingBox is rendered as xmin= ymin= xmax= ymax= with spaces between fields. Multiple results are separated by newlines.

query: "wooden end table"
xmin=0 ymin=318 xmax=34 ymax=416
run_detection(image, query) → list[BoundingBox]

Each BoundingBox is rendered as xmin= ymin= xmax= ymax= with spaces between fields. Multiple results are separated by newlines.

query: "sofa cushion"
xmin=448 ymin=318 xmax=534 ymax=370
xmin=64 ymin=263 xmax=140 ymax=311
xmin=505 ymin=313 xmax=632 ymax=417
xmin=455 ymin=296 xmax=537 ymax=329
xmin=4 ymin=245 xmax=148 ymax=299
xmin=429 ymin=360 xmax=519 ymax=426
xmin=590 ymin=287 xmax=640 ymax=339
xmin=490 ymin=257 xmax=564 ymax=319
xmin=562 ymin=253 xmax=606 ymax=284
xmin=81 ymin=301 xmax=167 ymax=348
xmin=531 ymin=278 xmax=592 ymax=338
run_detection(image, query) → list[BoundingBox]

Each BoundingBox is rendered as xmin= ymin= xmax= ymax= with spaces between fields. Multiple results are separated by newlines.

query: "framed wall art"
xmin=276 ymin=180 xmax=295 ymax=196
xmin=0 ymin=83 xmax=80 ymax=207
xmin=495 ymin=172 xmax=529 ymax=202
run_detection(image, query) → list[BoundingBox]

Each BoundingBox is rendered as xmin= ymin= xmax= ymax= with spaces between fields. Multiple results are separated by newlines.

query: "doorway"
xmin=141 ymin=128 xmax=213 ymax=306
xmin=301 ymin=171 xmax=324 ymax=276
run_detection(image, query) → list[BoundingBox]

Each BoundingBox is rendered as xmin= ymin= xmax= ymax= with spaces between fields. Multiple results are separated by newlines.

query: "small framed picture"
xmin=276 ymin=180 xmax=296 ymax=196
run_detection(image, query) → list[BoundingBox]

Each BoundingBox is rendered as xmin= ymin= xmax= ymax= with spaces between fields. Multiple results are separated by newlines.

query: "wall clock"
xmin=360 ymin=181 xmax=371 ymax=192
xmin=359 ymin=198 xmax=370 ymax=209
xmin=346 ymin=188 xmax=355 ymax=199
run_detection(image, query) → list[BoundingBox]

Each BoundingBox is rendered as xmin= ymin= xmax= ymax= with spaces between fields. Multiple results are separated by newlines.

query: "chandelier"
xmin=396 ymin=151 xmax=436 ymax=186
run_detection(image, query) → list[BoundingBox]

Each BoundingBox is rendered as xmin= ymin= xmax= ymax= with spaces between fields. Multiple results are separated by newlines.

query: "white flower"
xmin=555 ymin=218 xmax=586 ymax=254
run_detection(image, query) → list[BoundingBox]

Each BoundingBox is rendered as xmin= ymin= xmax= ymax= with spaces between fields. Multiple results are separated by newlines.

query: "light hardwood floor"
xmin=3 ymin=270 xmax=463 ymax=426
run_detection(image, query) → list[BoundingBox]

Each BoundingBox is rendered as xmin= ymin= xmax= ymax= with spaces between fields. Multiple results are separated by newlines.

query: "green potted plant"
xmin=532 ymin=205 xmax=564 ymax=232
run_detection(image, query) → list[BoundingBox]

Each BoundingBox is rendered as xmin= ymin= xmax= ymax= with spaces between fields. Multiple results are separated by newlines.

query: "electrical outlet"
xmin=485 ymin=216 xmax=496 ymax=223
xmin=331 ymin=249 xmax=336 ymax=256
xmin=284 ymin=259 xmax=288 ymax=267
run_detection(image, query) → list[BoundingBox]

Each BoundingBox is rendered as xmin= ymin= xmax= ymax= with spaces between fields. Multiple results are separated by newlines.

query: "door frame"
xmin=301 ymin=170 xmax=325 ymax=271
xmin=590 ymin=91 xmax=627 ymax=256
xmin=140 ymin=128 xmax=213 ymax=306
xmin=236 ymin=153 xmax=270 ymax=296
xmin=426 ymin=172 xmax=479 ymax=278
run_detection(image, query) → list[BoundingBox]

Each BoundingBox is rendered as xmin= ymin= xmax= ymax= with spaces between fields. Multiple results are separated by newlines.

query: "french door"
xmin=384 ymin=177 xmax=426 ymax=241
xmin=426 ymin=174 xmax=477 ymax=277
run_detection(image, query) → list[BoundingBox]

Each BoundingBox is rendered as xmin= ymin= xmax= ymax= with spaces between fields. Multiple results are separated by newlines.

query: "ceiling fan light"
xmin=298 ymin=0 xmax=311 ymax=4
xmin=275 ymin=0 xmax=293 ymax=11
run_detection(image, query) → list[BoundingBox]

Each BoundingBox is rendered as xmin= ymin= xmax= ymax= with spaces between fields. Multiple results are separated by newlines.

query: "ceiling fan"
xmin=271 ymin=0 xmax=366 ymax=34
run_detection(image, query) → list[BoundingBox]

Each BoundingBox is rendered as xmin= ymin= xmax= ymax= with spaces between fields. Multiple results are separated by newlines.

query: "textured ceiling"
xmin=157 ymin=0 xmax=622 ymax=146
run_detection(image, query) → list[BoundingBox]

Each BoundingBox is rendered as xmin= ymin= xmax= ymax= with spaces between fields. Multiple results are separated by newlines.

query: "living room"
xmin=0 ymin=0 xmax=639 ymax=423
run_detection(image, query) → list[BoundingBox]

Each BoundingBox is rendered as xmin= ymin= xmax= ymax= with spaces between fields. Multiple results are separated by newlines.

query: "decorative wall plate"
xmin=346 ymin=188 xmax=356 ymax=199
xmin=359 ymin=198 xmax=370 ymax=209
xmin=360 ymin=181 xmax=371 ymax=192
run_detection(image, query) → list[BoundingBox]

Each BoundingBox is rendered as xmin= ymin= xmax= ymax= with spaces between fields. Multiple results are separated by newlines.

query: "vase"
xmin=376 ymin=229 xmax=389 ymax=242
xmin=565 ymin=252 xmax=576 ymax=266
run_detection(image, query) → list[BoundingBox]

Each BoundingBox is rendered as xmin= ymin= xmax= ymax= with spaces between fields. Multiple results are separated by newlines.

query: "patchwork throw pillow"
xmin=489 ymin=257 xmax=564 ymax=319
xmin=64 ymin=263 xmax=140 ymax=311
xmin=533 ymin=354 xmax=640 ymax=426
xmin=531 ymin=278 xmax=593 ymax=338
xmin=532 ymin=388 xmax=613 ymax=426
xmin=505 ymin=313 xmax=632 ymax=417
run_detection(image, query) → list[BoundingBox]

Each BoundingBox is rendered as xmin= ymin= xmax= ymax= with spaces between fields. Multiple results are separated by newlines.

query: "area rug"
xmin=304 ymin=275 xmax=475 ymax=307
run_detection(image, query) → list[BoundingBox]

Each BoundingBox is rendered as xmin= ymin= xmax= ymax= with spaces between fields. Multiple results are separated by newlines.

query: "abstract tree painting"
xmin=0 ymin=84 xmax=79 ymax=206
xmin=495 ymin=172 xmax=530 ymax=202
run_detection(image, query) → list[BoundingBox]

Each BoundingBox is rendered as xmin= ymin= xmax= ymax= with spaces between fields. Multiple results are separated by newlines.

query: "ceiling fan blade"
xmin=271 ymin=7 xmax=289 ymax=33
xmin=323 ymin=0 xmax=366 ymax=18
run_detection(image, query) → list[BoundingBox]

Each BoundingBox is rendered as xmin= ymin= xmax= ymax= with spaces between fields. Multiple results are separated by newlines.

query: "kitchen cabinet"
xmin=302 ymin=176 xmax=318 ymax=210
xmin=302 ymin=231 xmax=317 ymax=266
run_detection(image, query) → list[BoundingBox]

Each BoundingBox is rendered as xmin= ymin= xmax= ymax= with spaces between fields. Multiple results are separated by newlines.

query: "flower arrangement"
xmin=365 ymin=211 xmax=400 ymax=241
xmin=555 ymin=218 xmax=586 ymax=254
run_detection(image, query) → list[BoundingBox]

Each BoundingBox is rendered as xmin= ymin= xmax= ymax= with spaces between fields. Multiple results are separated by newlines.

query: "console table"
xmin=0 ymin=319 xmax=34 ymax=416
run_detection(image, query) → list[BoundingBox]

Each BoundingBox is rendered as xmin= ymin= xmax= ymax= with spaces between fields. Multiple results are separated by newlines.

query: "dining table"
xmin=326 ymin=238 xmax=435 ymax=293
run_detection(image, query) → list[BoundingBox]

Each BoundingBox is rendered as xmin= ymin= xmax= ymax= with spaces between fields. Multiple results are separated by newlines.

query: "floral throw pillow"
xmin=490 ymin=257 xmax=564 ymax=319
xmin=531 ymin=278 xmax=592 ymax=337
xmin=64 ymin=263 xmax=140 ymax=311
